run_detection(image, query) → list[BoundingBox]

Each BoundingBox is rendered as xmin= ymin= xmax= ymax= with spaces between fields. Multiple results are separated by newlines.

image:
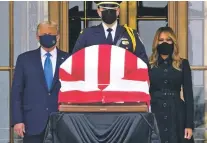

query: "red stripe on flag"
xmin=58 ymin=91 xmax=150 ymax=107
xmin=124 ymin=50 xmax=137 ymax=77
xmin=72 ymin=49 xmax=85 ymax=81
xmin=103 ymin=91 xmax=150 ymax=106
xmin=122 ymin=69 xmax=149 ymax=81
xmin=58 ymin=91 xmax=102 ymax=103
xmin=98 ymin=45 xmax=111 ymax=90
xmin=59 ymin=68 xmax=77 ymax=81
xmin=137 ymin=59 xmax=150 ymax=82
xmin=123 ymin=51 xmax=149 ymax=81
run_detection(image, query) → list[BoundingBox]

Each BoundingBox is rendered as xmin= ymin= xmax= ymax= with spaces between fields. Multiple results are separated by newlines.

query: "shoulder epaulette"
xmin=123 ymin=24 xmax=136 ymax=52
xmin=91 ymin=25 xmax=99 ymax=28
xmin=80 ymin=30 xmax=83 ymax=34
xmin=80 ymin=25 xmax=98 ymax=34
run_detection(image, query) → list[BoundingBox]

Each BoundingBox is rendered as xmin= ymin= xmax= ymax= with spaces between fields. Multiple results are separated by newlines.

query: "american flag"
xmin=58 ymin=45 xmax=150 ymax=106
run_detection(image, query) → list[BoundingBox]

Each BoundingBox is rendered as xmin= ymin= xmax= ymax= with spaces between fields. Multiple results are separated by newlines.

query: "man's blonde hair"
xmin=36 ymin=21 xmax=59 ymax=35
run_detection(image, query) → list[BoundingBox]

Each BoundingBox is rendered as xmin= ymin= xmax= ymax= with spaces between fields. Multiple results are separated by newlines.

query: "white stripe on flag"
xmin=137 ymin=58 xmax=147 ymax=69
xmin=85 ymin=45 xmax=99 ymax=88
xmin=60 ymin=80 xmax=100 ymax=92
xmin=103 ymin=80 xmax=149 ymax=94
xmin=60 ymin=55 xmax=72 ymax=74
xmin=110 ymin=46 xmax=125 ymax=82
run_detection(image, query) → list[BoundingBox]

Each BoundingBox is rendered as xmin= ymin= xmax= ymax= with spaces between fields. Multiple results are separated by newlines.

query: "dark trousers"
xmin=23 ymin=130 xmax=45 ymax=143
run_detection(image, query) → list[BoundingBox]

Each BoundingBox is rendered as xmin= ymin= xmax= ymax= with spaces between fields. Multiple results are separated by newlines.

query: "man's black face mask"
xmin=101 ymin=9 xmax=117 ymax=24
xmin=39 ymin=34 xmax=57 ymax=48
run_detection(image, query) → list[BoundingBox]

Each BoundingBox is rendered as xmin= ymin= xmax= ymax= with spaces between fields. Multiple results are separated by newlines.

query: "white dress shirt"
xmin=41 ymin=47 xmax=57 ymax=77
xmin=102 ymin=21 xmax=118 ymax=41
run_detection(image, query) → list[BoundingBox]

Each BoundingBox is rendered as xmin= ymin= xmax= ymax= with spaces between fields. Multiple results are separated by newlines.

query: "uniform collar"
xmin=102 ymin=21 xmax=118 ymax=32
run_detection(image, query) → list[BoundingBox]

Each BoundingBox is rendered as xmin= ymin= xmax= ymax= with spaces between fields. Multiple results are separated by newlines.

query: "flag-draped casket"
xmin=58 ymin=45 xmax=150 ymax=107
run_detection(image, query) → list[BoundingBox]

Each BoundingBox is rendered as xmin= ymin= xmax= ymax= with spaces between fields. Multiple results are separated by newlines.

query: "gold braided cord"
xmin=124 ymin=24 xmax=136 ymax=51
xmin=96 ymin=2 xmax=120 ymax=6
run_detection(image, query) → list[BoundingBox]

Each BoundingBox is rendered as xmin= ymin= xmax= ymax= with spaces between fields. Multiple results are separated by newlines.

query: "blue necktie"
xmin=106 ymin=28 xmax=113 ymax=45
xmin=44 ymin=53 xmax=53 ymax=90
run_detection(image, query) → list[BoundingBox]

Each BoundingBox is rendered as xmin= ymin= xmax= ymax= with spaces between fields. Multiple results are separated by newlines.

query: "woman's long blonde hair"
xmin=149 ymin=27 xmax=182 ymax=70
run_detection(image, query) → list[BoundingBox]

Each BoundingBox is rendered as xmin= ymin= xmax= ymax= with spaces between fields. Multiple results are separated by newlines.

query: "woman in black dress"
xmin=149 ymin=27 xmax=194 ymax=143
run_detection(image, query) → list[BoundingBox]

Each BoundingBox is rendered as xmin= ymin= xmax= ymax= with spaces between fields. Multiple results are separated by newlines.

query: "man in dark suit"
xmin=11 ymin=21 xmax=69 ymax=143
xmin=72 ymin=1 xmax=149 ymax=64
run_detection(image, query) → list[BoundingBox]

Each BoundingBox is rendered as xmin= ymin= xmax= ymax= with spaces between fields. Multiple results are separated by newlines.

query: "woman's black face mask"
xmin=157 ymin=42 xmax=174 ymax=56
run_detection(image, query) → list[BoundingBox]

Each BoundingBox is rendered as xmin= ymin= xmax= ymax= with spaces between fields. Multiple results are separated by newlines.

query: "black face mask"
xmin=101 ymin=9 xmax=117 ymax=24
xmin=157 ymin=42 xmax=174 ymax=55
xmin=39 ymin=34 xmax=57 ymax=48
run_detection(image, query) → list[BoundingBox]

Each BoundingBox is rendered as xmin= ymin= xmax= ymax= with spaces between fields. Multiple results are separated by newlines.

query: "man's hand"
xmin=14 ymin=123 xmax=25 ymax=137
xmin=184 ymin=128 xmax=193 ymax=140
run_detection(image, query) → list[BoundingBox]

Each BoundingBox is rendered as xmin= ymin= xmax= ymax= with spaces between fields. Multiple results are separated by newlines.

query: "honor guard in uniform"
xmin=72 ymin=1 xmax=149 ymax=64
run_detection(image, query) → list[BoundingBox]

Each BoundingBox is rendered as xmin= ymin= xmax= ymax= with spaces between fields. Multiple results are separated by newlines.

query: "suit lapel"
xmin=50 ymin=49 xmax=65 ymax=91
xmin=34 ymin=48 xmax=49 ymax=91
xmin=114 ymin=25 xmax=125 ymax=45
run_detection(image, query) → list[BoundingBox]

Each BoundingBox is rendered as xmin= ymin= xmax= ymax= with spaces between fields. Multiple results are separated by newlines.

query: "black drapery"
xmin=44 ymin=112 xmax=161 ymax=143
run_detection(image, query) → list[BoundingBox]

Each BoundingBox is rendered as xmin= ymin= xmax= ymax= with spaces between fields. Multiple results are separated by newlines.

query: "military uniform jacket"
xmin=72 ymin=23 xmax=149 ymax=65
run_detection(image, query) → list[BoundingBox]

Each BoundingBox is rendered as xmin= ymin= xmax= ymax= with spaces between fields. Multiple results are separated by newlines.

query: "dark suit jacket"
xmin=11 ymin=47 xmax=69 ymax=135
xmin=72 ymin=23 xmax=149 ymax=64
